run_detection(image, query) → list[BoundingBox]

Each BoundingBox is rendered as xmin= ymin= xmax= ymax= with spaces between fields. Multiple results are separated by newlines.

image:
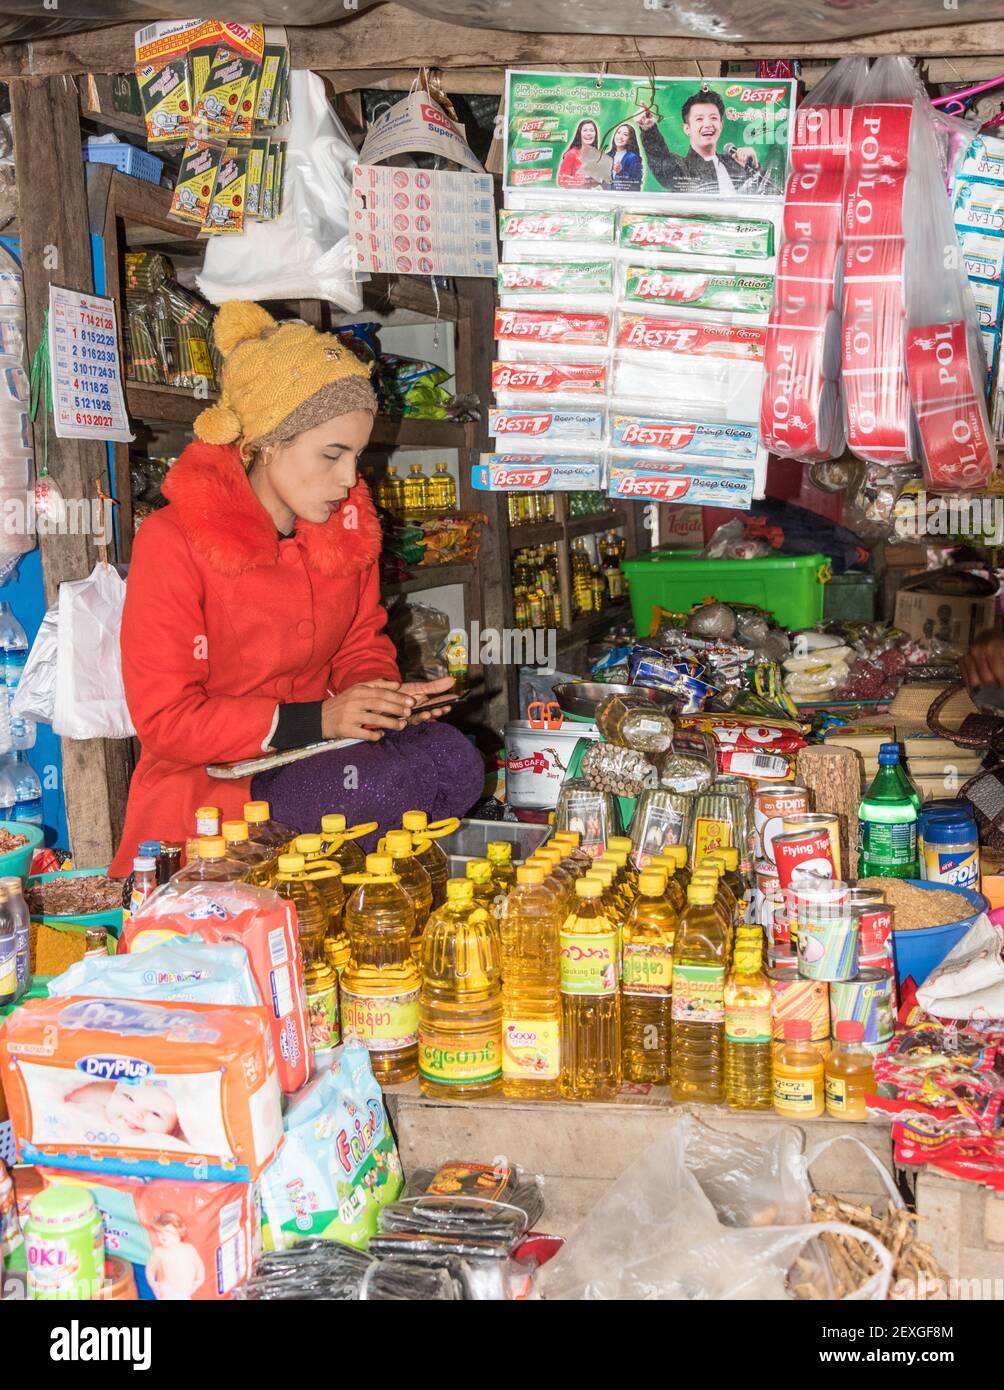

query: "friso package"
xmin=31 ymin=1167 xmax=258 ymax=1301
xmin=260 ymin=1040 xmax=402 ymax=1251
xmin=0 ymin=996 xmax=283 ymax=1182
xmin=120 ymin=881 xmax=310 ymax=1095
xmin=47 ymin=938 xmax=260 ymax=1009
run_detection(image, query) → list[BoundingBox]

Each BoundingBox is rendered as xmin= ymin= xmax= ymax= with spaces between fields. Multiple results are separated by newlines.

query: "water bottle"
xmin=8 ymin=751 xmax=42 ymax=825
xmin=0 ymin=601 xmax=35 ymax=751
xmin=0 ymin=761 xmax=15 ymax=822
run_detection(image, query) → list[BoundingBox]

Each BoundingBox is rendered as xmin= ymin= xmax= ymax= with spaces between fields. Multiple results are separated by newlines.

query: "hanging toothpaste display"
xmin=498 ymin=206 xmax=616 ymax=242
xmin=606 ymin=461 xmax=756 ymax=508
xmin=488 ymin=407 xmax=604 ymax=443
xmin=494 ymin=307 xmax=611 ymax=349
xmin=472 ymin=454 xmax=603 ymax=491
xmin=618 ymin=211 xmax=775 ymax=259
xmin=621 ymin=266 xmax=774 ymax=314
xmin=610 ymin=415 xmax=761 ymax=461
xmin=497 ymin=261 xmax=614 ymax=297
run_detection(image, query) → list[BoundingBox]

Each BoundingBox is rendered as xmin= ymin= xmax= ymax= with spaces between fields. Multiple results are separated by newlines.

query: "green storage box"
xmin=823 ymin=570 xmax=874 ymax=623
xmin=621 ymin=548 xmax=831 ymax=634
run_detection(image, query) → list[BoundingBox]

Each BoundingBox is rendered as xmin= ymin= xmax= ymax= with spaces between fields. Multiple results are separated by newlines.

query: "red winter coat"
xmin=110 ymin=440 xmax=398 ymax=877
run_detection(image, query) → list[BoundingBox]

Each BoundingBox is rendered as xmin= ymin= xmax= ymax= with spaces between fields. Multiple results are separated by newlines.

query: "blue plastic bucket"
xmin=891 ymin=879 xmax=986 ymax=990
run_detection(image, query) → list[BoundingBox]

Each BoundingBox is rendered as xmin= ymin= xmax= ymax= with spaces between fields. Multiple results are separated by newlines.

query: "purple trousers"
xmin=251 ymin=721 xmax=484 ymax=853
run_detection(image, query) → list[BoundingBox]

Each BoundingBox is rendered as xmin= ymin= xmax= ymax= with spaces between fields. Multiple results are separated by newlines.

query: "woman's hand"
xmin=321 ymin=679 xmax=414 ymax=742
xmin=400 ymin=674 xmax=457 ymax=722
xmin=960 ymin=629 xmax=1004 ymax=690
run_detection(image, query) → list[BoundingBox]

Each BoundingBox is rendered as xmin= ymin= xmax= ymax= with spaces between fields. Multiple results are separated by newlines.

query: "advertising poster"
xmin=505 ymin=71 xmax=794 ymax=199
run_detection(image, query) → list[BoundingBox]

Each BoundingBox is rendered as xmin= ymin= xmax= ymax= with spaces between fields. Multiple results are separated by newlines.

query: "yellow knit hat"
xmin=194 ymin=301 xmax=377 ymax=449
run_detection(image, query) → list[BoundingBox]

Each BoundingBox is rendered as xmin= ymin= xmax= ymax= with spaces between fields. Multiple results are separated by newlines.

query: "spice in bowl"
xmin=25 ymin=874 xmax=123 ymax=918
xmin=856 ymin=878 xmax=972 ymax=931
xmin=0 ymin=829 xmax=29 ymax=854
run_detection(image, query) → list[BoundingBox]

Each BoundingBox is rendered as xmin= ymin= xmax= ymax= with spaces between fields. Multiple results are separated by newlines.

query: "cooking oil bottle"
xmin=532 ymin=847 xmax=576 ymax=911
xmin=377 ymin=463 xmax=405 ymax=515
xmin=382 ymin=829 xmax=433 ymax=965
xmin=607 ymin=837 xmax=639 ymax=891
xmin=243 ymin=800 xmax=298 ymax=858
xmin=221 ymin=819 xmax=275 ymax=886
xmin=320 ymin=815 xmax=373 ymax=877
xmin=274 ymin=854 xmax=339 ymax=1058
xmin=773 ymin=1019 xmax=825 ymax=1118
xmin=173 ymin=834 xmax=248 ymax=884
xmin=585 ymin=863 xmax=623 ymax=932
xmin=824 ymin=1020 xmax=875 ymax=1121
xmin=621 ymin=868 xmax=678 ymax=1085
xmin=501 ymin=865 xmax=561 ymax=1100
xmin=595 ymin=853 xmax=634 ymax=915
xmin=650 ymin=853 xmax=686 ymax=916
xmin=465 ymin=858 xmax=498 ymax=920
xmin=401 ymin=811 xmax=456 ymax=909
xmin=527 ymin=854 xmax=571 ymax=917
xmin=419 ymin=878 xmax=502 ymax=1098
xmin=692 ymin=864 xmax=733 ymax=953
xmin=560 ymin=877 xmax=620 ymax=1100
xmin=184 ymin=805 xmax=220 ymax=866
xmin=724 ymin=925 xmax=772 ymax=1110
xmin=403 ymin=461 xmax=430 ymax=517
xmin=341 ymin=853 xmax=420 ymax=1083
xmin=670 ymin=881 xmax=728 ymax=1104
xmin=662 ymin=843 xmax=691 ymax=895
xmin=486 ymin=840 xmax=516 ymax=895
xmin=703 ymin=849 xmax=743 ymax=925
xmin=427 ymin=460 xmax=457 ymax=511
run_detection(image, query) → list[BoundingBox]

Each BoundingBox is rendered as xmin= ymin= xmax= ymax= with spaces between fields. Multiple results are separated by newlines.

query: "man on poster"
xmin=637 ymin=87 xmax=781 ymax=196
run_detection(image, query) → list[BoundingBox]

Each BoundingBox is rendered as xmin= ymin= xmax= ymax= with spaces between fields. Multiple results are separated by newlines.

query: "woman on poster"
xmin=557 ymin=119 xmax=613 ymax=189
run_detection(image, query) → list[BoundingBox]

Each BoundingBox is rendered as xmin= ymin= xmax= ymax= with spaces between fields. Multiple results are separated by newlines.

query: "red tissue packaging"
xmin=120 ymin=881 xmax=311 ymax=1095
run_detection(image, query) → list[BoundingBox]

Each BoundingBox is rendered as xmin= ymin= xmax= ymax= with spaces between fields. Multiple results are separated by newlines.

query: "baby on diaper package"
xmin=0 ymin=996 xmax=284 ymax=1182
xmin=47 ymin=938 xmax=261 ymax=1008
xmin=260 ymin=1040 xmax=402 ymax=1250
xmin=120 ymin=881 xmax=311 ymax=1095
xmin=17 ymin=1164 xmax=259 ymax=1301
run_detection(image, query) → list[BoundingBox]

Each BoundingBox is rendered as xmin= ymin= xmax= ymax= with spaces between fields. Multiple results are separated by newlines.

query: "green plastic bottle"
xmin=859 ymin=742 xmax=919 ymax=879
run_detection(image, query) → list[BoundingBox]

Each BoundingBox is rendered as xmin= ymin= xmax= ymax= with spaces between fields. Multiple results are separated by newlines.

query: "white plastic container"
xmin=503 ymin=720 xmax=601 ymax=811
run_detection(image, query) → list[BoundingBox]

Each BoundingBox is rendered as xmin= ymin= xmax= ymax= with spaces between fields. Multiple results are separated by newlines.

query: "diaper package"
xmin=260 ymin=1040 xmax=403 ymax=1251
xmin=21 ymin=1165 xmax=259 ymax=1301
xmin=47 ymin=939 xmax=260 ymax=1008
xmin=120 ymin=881 xmax=310 ymax=1095
xmin=0 ymin=996 xmax=284 ymax=1182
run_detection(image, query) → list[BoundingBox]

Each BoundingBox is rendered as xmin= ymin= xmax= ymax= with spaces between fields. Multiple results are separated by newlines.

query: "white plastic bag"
xmin=198 ymin=70 xmax=363 ymax=312
xmin=52 ymin=563 xmax=135 ymax=739
xmin=537 ymin=1117 xmax=895 ymax=1301
xmin=917 ymin=913 xmax=1004 ymax=1019
xmin=10 ymin=602 xmax=57 ymax=724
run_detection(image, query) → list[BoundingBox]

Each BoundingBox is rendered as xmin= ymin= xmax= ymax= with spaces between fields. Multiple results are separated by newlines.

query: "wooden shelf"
xmin=509 ymin=520 xmax=563 ymax=544
xmin=555 ymin=600 xmax=631 ymax=650
xmin=125 ymin=380 xmax=212 ymax=425
xmin=565 ymin=508 xmax=628 ymax=539
xmin=368 ymin=415 xmax=474 ymax=450
xmin=381 ymin=562 xmax=475 ymax=596
xmin=363 ymin=274 xmax=464 ymax=323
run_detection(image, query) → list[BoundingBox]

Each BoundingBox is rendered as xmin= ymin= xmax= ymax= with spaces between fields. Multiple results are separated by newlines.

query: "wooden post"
xmin=10 ymin=74 xmax=134 ymax=866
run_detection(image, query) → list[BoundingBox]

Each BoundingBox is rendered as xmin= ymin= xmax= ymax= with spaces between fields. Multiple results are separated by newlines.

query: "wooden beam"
xmin=12 ymin=7 xmax=1004 ymax=78
xmin=9 ymin=74 xmax=134 ymax=867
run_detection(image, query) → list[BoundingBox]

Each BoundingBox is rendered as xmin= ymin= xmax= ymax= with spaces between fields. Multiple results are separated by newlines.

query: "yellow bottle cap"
xmin=650 ymin=854 xmax=677 ymax=877
xmin=687 ymin=884 xmax=716 ymax=905
xmin=553 ymin=830 xmax=580 ymax=846
xmin=517 ymin=866 xmax=545 ymax=885
xmin=277 ymin=853 xmax=305 ymax=873
xmin=589 ymin=865 xmax=615 ymax=883
xmin=243 ymin=801 xmax=269 ymax=824
xmin=402 ymin=810 xmax=428 ymax=832
xmin=295 ymin=834 xmax=323 ymax=855
xmin=665 ymin=845 xmax=688 ymax=868
xmin=366 ymin=853 xmax=393 ymax=875
xmin=486 ymin=841 xmax=511 ymax=863
xmin=446 ymin=878 xmax=474 ymax=901
xmin=638 ymin=870 xmax=667 ymax=896
xmin=466 ymin=859 xmax=492 ymax=883
xmin=608 ymin=836 xmax=632 ymax=852
xmin=222 ymin=820 xmax=249 ymax=843
xmin=605 ymin=848 xmax=628 ymax=867
xmin=199 ymin=836 xmax=226 ymax=860
xmin=384 ymin=830 xmax=413 ymax=856
xmin=719 ymin=847 xmax=739 ymax=871
xmin=321 ymin=814 xmax=347 ymax=834
xmin=536 ymin=847 xmax=562 ymax=863
xmin=576 ymin=878 xmax=603 ymax=898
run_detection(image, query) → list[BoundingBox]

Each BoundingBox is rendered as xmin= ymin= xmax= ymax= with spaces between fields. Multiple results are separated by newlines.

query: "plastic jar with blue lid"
xmin=921 ymin=808 xmax=981 ymax=890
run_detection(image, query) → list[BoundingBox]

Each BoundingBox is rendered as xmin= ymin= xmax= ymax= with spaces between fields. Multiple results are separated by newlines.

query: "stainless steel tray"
xmin=439 ymin=817 xmax=550 ymax=869
xmin=553 ymin=681 xmax=676 ymax=721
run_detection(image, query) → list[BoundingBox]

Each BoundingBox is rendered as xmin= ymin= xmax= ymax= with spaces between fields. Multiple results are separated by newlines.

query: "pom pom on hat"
xmin=194 ymin=400 xmax=242 ymax=444
xmin=213 ymin=300 xmax=275 ymax=358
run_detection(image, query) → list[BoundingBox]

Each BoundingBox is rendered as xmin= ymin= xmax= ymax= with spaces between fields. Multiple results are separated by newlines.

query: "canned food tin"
xmin=754 ymin=782 xmax=811 ymax=862
xmin=797 ymin=911 xmax=860 ymax=982
xmin=828 ymin=967 xmax=895 ymax=1045
xmin=846 ymin=889 xmax=893 ymax=955
xmin=768 ymin=968 xmax=830 ymax=1047
xmin=781 ymin=812 xmax=842 ymax=878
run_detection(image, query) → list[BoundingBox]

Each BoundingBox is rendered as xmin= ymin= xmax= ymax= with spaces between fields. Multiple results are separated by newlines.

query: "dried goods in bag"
xmin=581 ymin=741 xmax=658 ymax=798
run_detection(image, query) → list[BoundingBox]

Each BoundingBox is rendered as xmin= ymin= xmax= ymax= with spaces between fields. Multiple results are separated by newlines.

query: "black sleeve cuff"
xmin=271 ymin=700 xmax=324 ymax=751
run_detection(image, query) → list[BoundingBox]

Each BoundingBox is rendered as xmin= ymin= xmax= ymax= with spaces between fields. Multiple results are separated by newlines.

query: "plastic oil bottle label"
xmin=503 ymin=1020 xmax=561 ymax=1081
xmin=671 ymin=963 xmax=725 ymax=1023
xmin=559 ymin=930 xmax=618 ymax=995
xmin=419 ymin=1037 xmax=502 ymax=1087
xmin=621 ymin=945 xmax=673 ymax=994
xmin=341 ymin=987 xmax=419 ymax=1052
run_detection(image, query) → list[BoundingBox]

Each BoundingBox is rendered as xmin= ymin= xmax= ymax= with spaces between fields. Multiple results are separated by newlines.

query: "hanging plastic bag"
xmin=52 ymin=563 xmax=135 ymax=739
xmin=10 ymin=602 xmax=57 ymax=725
xmin=537 ymin=1117 xmax=895 ymax=1301
xmin=198 ymin=70 xmax=362 ymax=312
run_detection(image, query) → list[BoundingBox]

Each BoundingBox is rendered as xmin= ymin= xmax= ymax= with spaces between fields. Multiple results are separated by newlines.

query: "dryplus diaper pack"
xmin=120 ymin=882 xmax=310 ymax=1095
xmin=0 ymin=996 xmax=283 ymax=1182
xmin=30 ymin=1168 xmax=259 ymax=1301
xmin=260 ymin=1040 xmax=402 ymax=1250
xmin=47 ymin=938 xmax=260 ymax=1008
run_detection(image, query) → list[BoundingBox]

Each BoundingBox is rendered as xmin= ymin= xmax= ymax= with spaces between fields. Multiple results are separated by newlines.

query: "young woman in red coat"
xmin=110 ymin=302 xmax=483 ymax=876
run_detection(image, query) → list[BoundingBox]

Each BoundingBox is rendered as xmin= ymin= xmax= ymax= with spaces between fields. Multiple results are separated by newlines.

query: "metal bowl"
xmin=553 ymin=681 xmax=676 ymax=721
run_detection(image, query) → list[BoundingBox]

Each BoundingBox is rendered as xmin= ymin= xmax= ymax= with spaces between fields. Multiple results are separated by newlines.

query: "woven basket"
xmin=891 ymin=680 xmax=977 ymax=730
